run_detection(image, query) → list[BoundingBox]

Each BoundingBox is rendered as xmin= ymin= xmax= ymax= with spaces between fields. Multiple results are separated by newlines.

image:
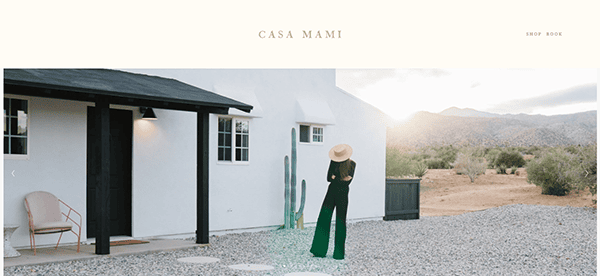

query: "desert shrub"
xmin=451 ymin=152 xmax=487 ymax=183
xmin=515 ymin=146 xmax=527 ymax=154
xmin=437 ymin=145 xmax=458 ymax=166
xmin=570 ymin=144 xmax=597 ymax=196
xmin=387 ymin=148 xmax=430 ymax=178
xmin=527 ymin=145 xmax=597 ymax=197
xmin=524 ymin=145 xmax=546 ymax=157
xmin=419 ymin=145 xmax=458 ymax=169
xmin=496 ymin=165 xmax=507 ymax=174
xmin=467 ymin=145 xmax=487 ymax=158
xmin=510 ymin=166 xmax=518 ymax=174
xmin=426 ymin=158 xmax=449 ymax=169
xmin=526 ymin=147 xmax=579 ymax=196
xmin=413 ymin=162 xmax=429 ymax=178
xmin=416 ymin=152 xmax=431 ymax=161
xmin=485 ymin=148 xmax=502 ymax=169
xmin=564 ymin=145 xmax=580 ymax=155
xmin=494 ymin=151 xmax=526 ymax=168
xmin=386 ymin=148 xmax=413 ymax=177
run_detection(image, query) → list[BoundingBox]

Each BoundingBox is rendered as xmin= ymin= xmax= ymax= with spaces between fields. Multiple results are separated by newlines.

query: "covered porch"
xmin=3 ymin=238 xmax=205 ymax=268
xmin=3 ymin=69 xmax=252 ymax=255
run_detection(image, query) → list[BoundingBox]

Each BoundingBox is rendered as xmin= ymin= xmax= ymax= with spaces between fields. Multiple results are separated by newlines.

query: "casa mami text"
xmin=259 ymin=30 xmax=342 ymax=39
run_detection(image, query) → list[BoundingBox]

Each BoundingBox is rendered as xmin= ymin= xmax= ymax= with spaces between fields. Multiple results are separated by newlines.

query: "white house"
xmin=3 ymin=69 xmax=386 ymax=254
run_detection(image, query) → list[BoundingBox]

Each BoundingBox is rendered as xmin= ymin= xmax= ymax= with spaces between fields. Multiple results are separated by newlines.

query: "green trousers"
xmin=310 ymin=183 xmax=349 ymax=260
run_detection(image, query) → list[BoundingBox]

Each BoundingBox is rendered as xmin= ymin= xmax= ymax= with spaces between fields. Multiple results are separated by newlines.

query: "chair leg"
xmin=31 ymin=233 xmax=37 ymax=256
xmin=76 ymin=231 xmax=81 ymax=253
xmin=56 ymin=232 xmax=64 ymax=250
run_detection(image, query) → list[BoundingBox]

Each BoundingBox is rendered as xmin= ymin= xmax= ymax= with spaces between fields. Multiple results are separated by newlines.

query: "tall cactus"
xmin=284 ymin=156 xmax=291 ymax=229
xmin=284 ymin=128 xmax=307 ymax=229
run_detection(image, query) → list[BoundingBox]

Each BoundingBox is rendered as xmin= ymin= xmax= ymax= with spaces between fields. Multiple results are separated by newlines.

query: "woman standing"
xmin=310 ymin=144 xmax=356 ymax=260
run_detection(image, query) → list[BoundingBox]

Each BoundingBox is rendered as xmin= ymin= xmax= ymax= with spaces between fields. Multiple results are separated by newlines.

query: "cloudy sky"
xmin=336 ymin=69 xmax=598 ymax=121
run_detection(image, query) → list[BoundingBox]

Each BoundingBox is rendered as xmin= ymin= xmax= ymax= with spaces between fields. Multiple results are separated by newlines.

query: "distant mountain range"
xmin=387 ymin=107 xmax=597 ymax=149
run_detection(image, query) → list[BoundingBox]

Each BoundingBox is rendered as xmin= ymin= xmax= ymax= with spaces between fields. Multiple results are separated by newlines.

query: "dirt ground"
xmin=420 ymin=169 xmax=597 ymax=217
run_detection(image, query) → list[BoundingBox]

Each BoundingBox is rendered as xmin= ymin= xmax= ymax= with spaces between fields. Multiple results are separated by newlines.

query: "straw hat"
xmin=329 ymin=144 xmax=353 ymax=162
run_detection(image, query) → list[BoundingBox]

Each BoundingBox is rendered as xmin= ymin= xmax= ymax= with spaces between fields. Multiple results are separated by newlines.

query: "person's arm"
xmin=327 ymin=161 xmax=336 ymax=182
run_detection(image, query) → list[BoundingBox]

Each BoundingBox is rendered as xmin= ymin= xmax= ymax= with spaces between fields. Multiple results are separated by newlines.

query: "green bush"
xmin=386 ymin=148 xmax=413 ymax=177
xmin=526 ymin=148 xmax=579 ymax=196
xmin=387 ymin=148 xmax=429 ymax=178
xmin=496 ymin=165 xmax=507 ymax=175
xmin=485 ymin=148 xmax=502 ymax=169
xmin=414 ymin=162 xmax=429 ymax=178
xmin=426 ymin=158 xmax=449 ymax=169
xmin=437 ymin=145 xmax=458 ymax=167
xmin=570 ymin=144 xmax=597 ymax=196
xmin=524 ymin=145 xmax=547 ymax=157
xmin=494 ymin=151 xmax=526 ymax=168
xmin=510 ymin=166 xmax=518 ymax=174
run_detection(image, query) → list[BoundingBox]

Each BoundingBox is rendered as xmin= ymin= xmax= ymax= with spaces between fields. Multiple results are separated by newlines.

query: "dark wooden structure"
xmin=384 ymin=178 xmax=420 ymax=220
xmin=4 ymin=69 xmax=252 ymax=254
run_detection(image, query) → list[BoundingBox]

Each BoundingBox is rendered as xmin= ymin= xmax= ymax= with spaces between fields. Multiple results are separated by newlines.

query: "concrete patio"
xmin=3 ymin=239 xmax=206 ymax=268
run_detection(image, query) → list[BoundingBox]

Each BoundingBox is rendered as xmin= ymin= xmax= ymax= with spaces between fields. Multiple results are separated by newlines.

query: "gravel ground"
xmin=4 ymin=204 xmax=596 ymax=275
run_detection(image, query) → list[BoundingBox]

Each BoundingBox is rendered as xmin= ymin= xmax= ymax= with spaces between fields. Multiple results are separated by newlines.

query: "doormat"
xmin=111 ymin=240 xmax=149 ymax=246
xmin=92 ymin=240 xmax=150 ymax=246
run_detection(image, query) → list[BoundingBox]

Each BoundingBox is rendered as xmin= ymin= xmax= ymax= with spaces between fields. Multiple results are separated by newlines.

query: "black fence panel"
xmin=384 ymin=178 xmax=420 ymax=220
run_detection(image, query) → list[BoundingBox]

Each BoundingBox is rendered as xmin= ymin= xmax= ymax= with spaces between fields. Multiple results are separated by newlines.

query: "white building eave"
xmin=295 ymin=98 xmax=336 ymax=125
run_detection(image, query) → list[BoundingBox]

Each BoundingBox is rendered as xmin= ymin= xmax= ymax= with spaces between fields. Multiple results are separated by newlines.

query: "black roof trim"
xmin=3 ymin=69 xmax=253 ymax=113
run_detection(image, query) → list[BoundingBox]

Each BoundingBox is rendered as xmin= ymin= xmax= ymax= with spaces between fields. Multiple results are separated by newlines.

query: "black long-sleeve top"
xmin=327 ymin=160 xmax=357 ymax=187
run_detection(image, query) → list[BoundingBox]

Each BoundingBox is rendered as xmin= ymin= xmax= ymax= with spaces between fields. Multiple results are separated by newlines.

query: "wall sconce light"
xmin=140 ymin=107 xmax=158 ymax=120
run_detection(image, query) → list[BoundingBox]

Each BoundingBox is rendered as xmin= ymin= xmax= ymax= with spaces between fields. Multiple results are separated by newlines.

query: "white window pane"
xmin=17 ymin=111 xmax=27 ymax=135
xmin=236 ymin=121 xmax=249 ymax=134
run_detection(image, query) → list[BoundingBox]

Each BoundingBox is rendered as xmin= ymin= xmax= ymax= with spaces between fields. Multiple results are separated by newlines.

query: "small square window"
xmin=299 ymin=125 xmax=310 ymax=143
xmin=299 ymin=124 xmax=324 ymax=144
xmin=313 ymin=127 xmax=323 ymax=143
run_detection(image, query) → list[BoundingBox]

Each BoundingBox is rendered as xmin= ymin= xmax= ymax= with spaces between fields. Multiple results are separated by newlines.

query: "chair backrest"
xmin=24 ymin=191 xmax=63 ymax=226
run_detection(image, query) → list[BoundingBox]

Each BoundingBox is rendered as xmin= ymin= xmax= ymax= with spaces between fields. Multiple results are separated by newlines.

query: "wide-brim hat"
xmin=329 ymin=144 xmax=353 ymax=162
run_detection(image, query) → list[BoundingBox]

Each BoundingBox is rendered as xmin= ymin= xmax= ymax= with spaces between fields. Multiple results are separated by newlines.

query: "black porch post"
xmin=95 ymin=100 xmax=111 ymax=254
xmin=196 ymin=111 xmax=210 ymax=244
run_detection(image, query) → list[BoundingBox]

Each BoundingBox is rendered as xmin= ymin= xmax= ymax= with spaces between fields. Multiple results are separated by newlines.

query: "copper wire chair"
xmin=24 ymin=191 xmax=82 ymax=255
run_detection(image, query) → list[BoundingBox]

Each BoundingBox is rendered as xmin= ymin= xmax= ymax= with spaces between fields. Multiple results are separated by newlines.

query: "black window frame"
xmin=4 ymin=97 xmax=29 ymax=156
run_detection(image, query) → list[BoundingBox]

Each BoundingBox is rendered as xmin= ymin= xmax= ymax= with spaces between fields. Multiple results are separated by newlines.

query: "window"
xmin=218 ymin=117 xmax=249 ymax=162
xmin=4 ymin=98 xmax=28 ymax=155
xmin=235 ymin=120 xmax=249 ymax=161
xmin=299 ymin=124 xmax=324 ymax=144
xmin=218 ymin=118 xmax=232 ymax=161
xmin=312 ymin=126 xmax=323 ymax=143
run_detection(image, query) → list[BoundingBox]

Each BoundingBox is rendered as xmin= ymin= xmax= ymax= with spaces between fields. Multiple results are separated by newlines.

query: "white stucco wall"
xmin=131 ymin=108 xmax=198 ymax=237
xmin=3 ymin=96 xmax=88 ymax=248
xmin=151 ymin=69 xmax=387 ymax=231
xmin=3 ymin=69 xmax=387 ymax=249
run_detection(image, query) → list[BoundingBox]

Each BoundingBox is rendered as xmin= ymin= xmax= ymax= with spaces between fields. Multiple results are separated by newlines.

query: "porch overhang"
xmin=4 ymin=69 xmax=253 ymax=114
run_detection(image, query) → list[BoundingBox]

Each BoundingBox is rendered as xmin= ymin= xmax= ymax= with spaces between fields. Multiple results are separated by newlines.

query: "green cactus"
xmin=295 ymin=180 xmax=306 ymax=221
xmin=283 ymin=128 xmax=307 ymax=229
xmin=290 ymin=128 xmax=297 ymax=228
xmin=284 ymin=156 xmax=290 ymax=229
